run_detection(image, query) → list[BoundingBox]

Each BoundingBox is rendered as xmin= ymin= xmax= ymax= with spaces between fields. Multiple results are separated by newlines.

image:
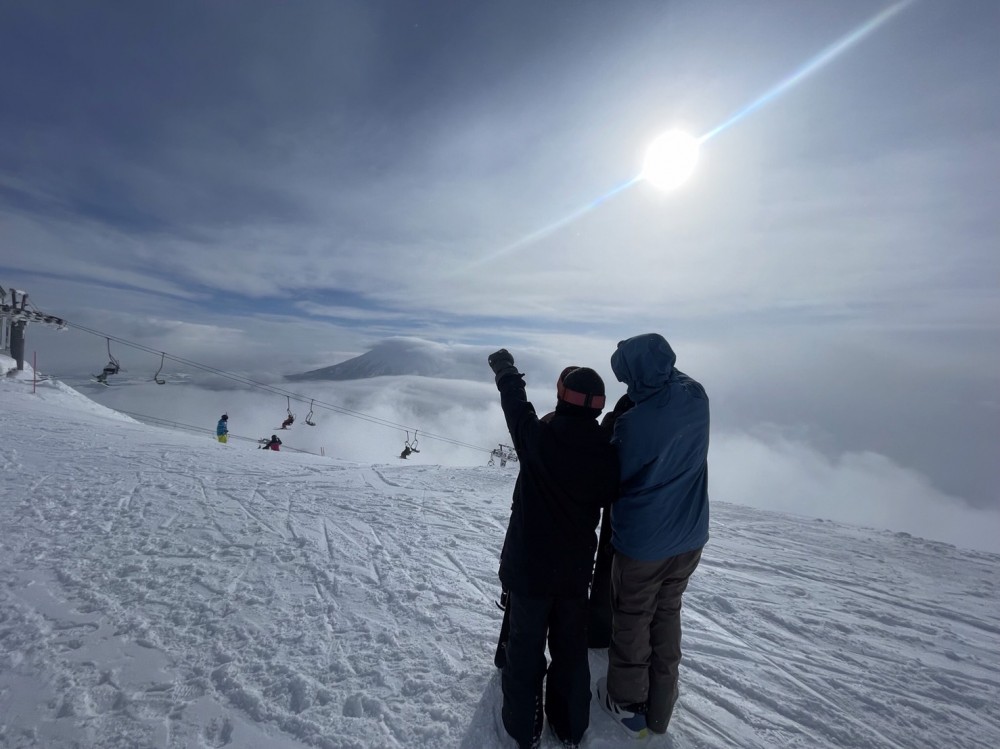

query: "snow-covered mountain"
xmin=286 ymin=338 xmax=487 ymax=382
xmin=2 ymin=360 xmax=999 ymax=748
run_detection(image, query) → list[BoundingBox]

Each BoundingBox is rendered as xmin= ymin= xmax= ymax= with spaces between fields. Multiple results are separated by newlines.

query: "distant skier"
xmin=399 ymin=444 xmax=413 ymax=459
xmin=260 ymin=434 xmax=282 ymax=451
xmin=94 ymin=360 xmax=120 ymax=385
xmin=280 ymin=413 xmax=295 ymax=429
xmin=597 ymin=333 xmax=709 ymax=739
xmin=488 ymin=349 xmax=619 ymax=749
xmin=216 ymin=414 xmax=229 ymax=444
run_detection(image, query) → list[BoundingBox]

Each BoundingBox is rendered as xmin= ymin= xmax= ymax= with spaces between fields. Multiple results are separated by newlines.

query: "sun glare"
xmin=642 ymin=129 xmax=701 ymax=191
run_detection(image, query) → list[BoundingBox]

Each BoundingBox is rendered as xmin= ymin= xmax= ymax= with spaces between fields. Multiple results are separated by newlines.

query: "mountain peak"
xmin=286 ymin=337 xmax=482 ymax=382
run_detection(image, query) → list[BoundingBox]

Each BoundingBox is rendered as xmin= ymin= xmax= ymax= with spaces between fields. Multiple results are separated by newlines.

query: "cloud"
xmin=3 ymin=3 xmax=998 ymax=551
xmin=72 ymin=366 xmax=999 ymax=555
xmin=294 ymin=302 xmax=408 ymax=322
xmin=3 ymin=0 xmax=997 ymax=342
xmin=711 ymin=427 xmax=1000 ymax=554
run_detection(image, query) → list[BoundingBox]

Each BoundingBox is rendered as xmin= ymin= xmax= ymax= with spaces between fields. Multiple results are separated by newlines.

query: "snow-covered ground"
xmin=1 ymin=362 xmax=998 ymax=748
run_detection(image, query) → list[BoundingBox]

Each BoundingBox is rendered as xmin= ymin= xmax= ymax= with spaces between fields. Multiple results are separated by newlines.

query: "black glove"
xmin=488 ymin=349 xmax=514 ymax=373
xmin=488 ymin=349 xmax=519 ymax=384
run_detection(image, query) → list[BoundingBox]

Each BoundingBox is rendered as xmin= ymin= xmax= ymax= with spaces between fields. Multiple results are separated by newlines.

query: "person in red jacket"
xmin=260 ymin=435 xmax=282 ymax=451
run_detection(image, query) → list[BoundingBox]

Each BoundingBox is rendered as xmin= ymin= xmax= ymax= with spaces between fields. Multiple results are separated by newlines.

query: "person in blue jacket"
xmin=216 ymin=414 xmax=229 ymax=444
xmin=596 ymin=333 xmax=709 ymax=738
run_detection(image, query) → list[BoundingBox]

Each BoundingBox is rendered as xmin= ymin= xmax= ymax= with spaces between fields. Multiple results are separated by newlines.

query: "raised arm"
xmin=488 ymin=349 xmax=541 ymax=457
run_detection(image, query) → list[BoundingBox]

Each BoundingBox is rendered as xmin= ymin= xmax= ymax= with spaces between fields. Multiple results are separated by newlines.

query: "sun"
xmin=641 ymin=129 xmax=701 ymax=191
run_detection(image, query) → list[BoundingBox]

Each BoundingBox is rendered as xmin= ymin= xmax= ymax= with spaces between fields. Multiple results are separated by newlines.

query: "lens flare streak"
xmin=463 ymin=176 xmax=640 ymax=271
xmin=465 ymin=0 xmax=916 ymax=270
xmin=699 ymin=0 xmax=915 ymax=143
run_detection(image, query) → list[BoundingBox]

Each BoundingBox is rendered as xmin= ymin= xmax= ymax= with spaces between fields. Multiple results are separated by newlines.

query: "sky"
xmin=2 ymin=2 xmax=998 ymax=527
xmin=3 ymin=363 xmax=999 ymax=748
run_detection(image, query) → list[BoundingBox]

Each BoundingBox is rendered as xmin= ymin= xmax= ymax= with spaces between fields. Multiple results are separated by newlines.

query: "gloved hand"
xmin=488 ymin=349 xmax=519 ymax=384
xmin=488 ymin=349 xmax=514 ymax=373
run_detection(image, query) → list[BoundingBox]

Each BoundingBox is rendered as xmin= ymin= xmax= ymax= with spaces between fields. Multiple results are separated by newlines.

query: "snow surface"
xmin=2 ymin=363 xmax=999 ymax=748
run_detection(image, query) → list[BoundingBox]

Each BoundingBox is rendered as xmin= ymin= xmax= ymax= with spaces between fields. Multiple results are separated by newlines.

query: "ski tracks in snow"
xmin=2 ymin=383 xmax=999 ymax=749
xmin=682 ymin=509 xmax=1000 ymax=749
xmin=1 ymin=405 xmax=511 ymax=748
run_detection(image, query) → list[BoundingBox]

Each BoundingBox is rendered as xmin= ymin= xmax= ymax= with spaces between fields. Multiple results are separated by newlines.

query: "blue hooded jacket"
xmin=609 ymin=333 xmax=709 ymax=561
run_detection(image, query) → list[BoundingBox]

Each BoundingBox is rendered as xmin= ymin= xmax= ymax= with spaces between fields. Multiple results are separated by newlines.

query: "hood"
xmin=610 ymin=333 xmax=676 ymax=402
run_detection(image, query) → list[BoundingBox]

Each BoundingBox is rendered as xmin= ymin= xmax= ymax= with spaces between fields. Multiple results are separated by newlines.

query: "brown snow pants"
xmin=607 ymin=546 xmax=702 ymax=734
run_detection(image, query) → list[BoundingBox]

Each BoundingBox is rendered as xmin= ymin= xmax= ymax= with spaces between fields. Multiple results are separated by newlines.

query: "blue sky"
xmin=2 ymin=1 xmax=999 ymax=517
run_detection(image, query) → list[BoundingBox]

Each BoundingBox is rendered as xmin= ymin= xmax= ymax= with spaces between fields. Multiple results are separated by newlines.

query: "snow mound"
xmin=1 ymin=356 xmax=138 ymax=425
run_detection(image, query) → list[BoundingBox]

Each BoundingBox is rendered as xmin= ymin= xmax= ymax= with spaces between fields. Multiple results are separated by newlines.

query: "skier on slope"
xmin=216 ymin=414 xmax=229 ymax=444
xmin=260 ymin=435 xmax=282 ymax=451
xmin=488 ymin=349 xmax=619 ymax=749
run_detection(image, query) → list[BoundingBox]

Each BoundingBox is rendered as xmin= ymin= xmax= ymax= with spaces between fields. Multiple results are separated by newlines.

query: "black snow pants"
xmin=501 ymin=591 xmax=591 ymax=746
xmin=607 ymin=547 xmax=703 ymax=734
xmin=586 ymin=504 xmax=614 ymax=648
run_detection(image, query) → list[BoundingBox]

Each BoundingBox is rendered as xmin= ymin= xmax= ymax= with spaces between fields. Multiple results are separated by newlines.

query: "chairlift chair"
xmin=399 ymin=430 xmax=420 ymax=459
xmin=152 ymin=352 xmax=166 ymax=385
xmin=489 ymin=443 xmax=517 ymax=467
xmin=280 ymin=396 xmax=295 ymax=429
xmin=305 ymin=399 xmax=316 ymax=426
xmin=94 ymin=338 xmax=121 ymax=384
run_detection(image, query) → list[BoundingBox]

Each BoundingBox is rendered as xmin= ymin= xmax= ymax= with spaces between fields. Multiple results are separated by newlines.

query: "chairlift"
xmin=488 ymin=443 xmax=517 ymax=467
xmin=152 ymin=352 xmax=166 ymax=385
xmin=399 ymin=430 xmax=420 ymax=459
xmin=280 ymin=396 xmax=295 ymax=429
xmin=305 ymin=399 xmax=316 ymax=426
xmin=93 ymin=338 xmax=121 ymax=385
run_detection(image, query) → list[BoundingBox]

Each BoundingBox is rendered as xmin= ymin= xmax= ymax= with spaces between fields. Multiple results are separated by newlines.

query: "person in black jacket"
xmin=488 ymin=349 xmax=619 ymax=749
xmin=496 ymin=365 xmax=583 ymax=669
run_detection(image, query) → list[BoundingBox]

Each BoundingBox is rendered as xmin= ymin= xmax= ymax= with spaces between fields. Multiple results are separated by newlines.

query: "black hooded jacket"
xmin=496 ymin=372 xmax=619 ymax=598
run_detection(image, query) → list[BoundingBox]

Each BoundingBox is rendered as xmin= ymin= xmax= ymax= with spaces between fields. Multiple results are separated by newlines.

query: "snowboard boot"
xmin=596 ymin=677 xmax=648 ymax=739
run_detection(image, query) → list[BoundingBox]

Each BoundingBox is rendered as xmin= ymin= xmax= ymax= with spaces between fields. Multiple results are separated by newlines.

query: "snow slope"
xmin=1 ymin=367 xmax=998 ymax=748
